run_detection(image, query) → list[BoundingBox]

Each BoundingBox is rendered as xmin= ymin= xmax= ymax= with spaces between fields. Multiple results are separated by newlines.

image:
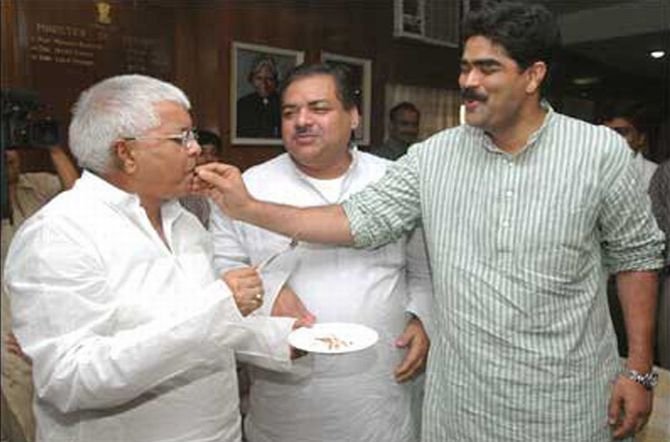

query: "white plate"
xmin=288 ymin=322 xmax=379 ymax=354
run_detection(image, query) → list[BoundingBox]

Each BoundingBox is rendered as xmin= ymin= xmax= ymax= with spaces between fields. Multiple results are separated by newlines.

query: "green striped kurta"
xmin=343 ymin=107 xmax=665 ymax=441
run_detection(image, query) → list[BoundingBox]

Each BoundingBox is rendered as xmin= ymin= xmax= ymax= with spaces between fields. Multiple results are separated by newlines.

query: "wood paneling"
xmin=3 ymin=0 xmax=461 ymax=171
xmin=184 ymin=0 xmax=459 ymax=170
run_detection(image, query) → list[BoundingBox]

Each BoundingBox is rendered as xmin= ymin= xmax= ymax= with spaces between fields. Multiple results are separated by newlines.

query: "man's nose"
xmin=187 ymin=140 xmax=202 ymax=157
xmin=460 ymin=69 xmax=482 ymax=89
xmin=295 ymin=108 xmax=313 ymax=127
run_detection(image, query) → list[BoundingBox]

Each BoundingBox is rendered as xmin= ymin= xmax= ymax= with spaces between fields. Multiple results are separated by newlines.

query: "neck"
xmin=488 ymin=101 xmax=547 ymax=154
xmin=104 ymin=171 xmax=167 ymax=243
xmin=294 ymin=149 xmax=352 ymax=179
xmin=141 ymin=197 xmax=163 ymax=229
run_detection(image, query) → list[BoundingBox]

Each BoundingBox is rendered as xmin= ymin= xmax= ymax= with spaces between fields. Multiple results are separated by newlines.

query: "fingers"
xmin=611 ymin=406 xmax=650 ymax=440
xmin=394 ymin=317 xmax=429 ymax=383
xmin=290 ymin=346 xmax=308 ymax=359
xmin=222 ymin=267 xmax=265 ymax=316
xmin=608 ymin=389 xmax=623 ymax=428
xmin=609 ymin=377 xmax=653 ymax=439
xmin=197 ymin=162 xmax=237 ymax=175
xmin=195 ymin=163 xmax=238 ymax=188
xmin=193 ymin=162 xmax=238 ymax=192
xmin=394 ymin=340 xmax=426 ymax=383
xmin=293 ymin=314 xmax=316 ymax=329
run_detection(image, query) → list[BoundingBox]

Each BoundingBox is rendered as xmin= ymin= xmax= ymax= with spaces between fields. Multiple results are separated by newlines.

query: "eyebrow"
xmin=281 ymin=99 xmax=331 ymax=110
xmin=461 ymin=58 xmax=503 ymax=69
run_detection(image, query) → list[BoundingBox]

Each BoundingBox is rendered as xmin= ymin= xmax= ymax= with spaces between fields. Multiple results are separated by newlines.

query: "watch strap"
xmin=623 ymin=368 xmax=659 ymax=391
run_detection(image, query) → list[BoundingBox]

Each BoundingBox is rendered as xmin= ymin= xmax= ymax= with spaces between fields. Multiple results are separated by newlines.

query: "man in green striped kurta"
xmin=197 ymin=2 xmax=665 ymax=441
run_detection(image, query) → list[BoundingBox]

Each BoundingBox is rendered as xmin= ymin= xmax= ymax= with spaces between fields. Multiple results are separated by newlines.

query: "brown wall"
xmin=178 ymin=0 xmax=460 ymax=170
xmin=2 ymin=0 xmax=177 ymax=170
xmin=2 ymin=0 xmax=461 ymax=171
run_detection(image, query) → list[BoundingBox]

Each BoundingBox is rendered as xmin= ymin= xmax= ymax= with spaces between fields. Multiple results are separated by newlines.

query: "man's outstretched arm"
xmin=196 ymin=162 xmax=353 ymax=245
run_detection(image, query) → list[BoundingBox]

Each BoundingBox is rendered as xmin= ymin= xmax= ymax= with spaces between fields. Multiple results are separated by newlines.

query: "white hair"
xmin=68 ymin=74 xmax=191 ymax=173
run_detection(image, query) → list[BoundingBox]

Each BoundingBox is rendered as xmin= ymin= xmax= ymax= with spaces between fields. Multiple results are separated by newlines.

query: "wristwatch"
xmin=623 ymin=368 xmax=659 ymax=391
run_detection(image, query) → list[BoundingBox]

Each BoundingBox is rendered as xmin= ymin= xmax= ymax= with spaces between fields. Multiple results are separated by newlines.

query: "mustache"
xmin=294 ymin=126 xmax=319 ymax=136
xmin=461 ymin=88 xmax=487 ymax=102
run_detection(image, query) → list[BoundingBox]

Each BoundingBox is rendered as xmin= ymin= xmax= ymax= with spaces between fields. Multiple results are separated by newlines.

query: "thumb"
xmin=294 ymin=315 xmax=315 ymax=329
xmin=395 ymin=330 xmax=411 ymax=348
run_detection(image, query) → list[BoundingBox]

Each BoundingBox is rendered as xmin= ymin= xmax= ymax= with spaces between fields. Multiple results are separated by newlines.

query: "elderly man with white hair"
xmin=3 ymin=74 xmax=308 ymax=442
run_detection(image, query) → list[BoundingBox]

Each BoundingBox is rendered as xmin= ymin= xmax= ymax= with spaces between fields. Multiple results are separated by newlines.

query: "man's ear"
xmin=350 ymin=107 xmax=360 ymax=130
xmin=525 ymin=61 xmax=547 ymax=95
xmin=114 ymin=140 xmax=137 ymax=174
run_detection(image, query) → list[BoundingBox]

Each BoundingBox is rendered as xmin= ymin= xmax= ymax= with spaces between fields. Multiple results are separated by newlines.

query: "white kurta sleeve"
xmin=4 ymin=215 xmax=293 ymax=413
xmin=404 ymin=226 xmax=434 ymax=336
xmin=210 ymin=203 xmax=253 ymax=272
xmin=210 ymin=204 xmax=293 ymax=317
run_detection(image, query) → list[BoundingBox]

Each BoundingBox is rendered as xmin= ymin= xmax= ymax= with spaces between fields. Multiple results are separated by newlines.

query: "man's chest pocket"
xmin=515 ymin=197 xmax=596 ymax=279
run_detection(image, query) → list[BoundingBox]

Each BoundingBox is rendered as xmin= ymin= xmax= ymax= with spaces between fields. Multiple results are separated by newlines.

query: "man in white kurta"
xmin=3 ymin=75 xmax=299 ymax=442
xmin=210 ymin=64 xmax=433 ymax=442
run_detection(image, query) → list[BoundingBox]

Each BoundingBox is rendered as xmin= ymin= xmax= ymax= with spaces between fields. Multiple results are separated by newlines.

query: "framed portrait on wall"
xmin=320 ymin=52 xmax=372 ymax=146
xmin=231 ymin=42 xmax=304 ymax=145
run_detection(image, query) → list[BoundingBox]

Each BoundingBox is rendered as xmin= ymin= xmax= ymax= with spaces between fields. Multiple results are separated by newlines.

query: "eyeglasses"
xmin=123 ymin=129 xmax=199 ymax=148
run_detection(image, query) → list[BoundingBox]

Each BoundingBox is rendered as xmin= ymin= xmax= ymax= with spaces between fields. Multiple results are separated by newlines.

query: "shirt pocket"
xmin=516 ymin=197 xmax=593 ymax=280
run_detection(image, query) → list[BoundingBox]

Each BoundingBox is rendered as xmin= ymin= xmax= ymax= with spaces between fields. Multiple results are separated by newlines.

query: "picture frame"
xmin=320 ymin=52 xmax=372 ymax=146
xmin=231 ymin=42 xmax=304 ymax=145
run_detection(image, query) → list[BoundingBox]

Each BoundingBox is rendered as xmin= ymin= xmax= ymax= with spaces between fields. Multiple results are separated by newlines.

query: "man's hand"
xmin=195 ymin=163 xmax=254 ymax=220
xmin=270 ymin=286 xmax=315 ymax=360
xmin=222 ymin=267 xmax=264 ymax=316
xmin=608 ymin=375 xmax=653 ymax=439
xmin=394 ymin=316 xmax=429 ymax=383
xmin=272 ymin=285 xmax=316 ymax=329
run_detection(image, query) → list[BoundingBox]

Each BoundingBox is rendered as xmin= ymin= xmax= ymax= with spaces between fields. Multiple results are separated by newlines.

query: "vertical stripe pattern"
xmin=343 ymin=107 xmax=665 ymax=441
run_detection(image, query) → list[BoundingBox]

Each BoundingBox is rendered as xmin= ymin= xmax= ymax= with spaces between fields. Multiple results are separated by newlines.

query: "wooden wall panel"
xmin=3 ymin=0 xmax=460 ymax=171
xmin=8 ymin=0 xmax=175 ymax=123
xmin=185 ymin=0 xmax=459 ymax=170
xmin=2 ymin=0 xmax=177 ymax=170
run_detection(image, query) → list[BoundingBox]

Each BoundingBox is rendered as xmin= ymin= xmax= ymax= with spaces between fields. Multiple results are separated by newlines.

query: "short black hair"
xmin=196 ymin=129 xmax=222 ymax=154
xmin=389 ymin=102 xmax=420 ymax=122
xmin=463 ymin=1 xmax=562 ymax=95
xmin=279 ymin=63 xmax=358 ymax=111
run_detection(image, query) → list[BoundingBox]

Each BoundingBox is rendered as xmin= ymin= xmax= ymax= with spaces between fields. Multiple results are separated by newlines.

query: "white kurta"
xmin=210 ymin=149 xmax=433 ymax=442
xmin=3 ymin=171 xmax=295 ymax=442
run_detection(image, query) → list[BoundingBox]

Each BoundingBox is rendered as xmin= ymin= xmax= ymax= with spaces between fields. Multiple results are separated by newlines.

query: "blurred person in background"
xmin=1 ymin=144 xmax=78 ymax=442
xmin=371 ymin=102 xmax=421 ymax=160
xmin=601 ymin=101 xmax=657 ymax=190
xmin=600 ymin=102 xmax=659 ymax=360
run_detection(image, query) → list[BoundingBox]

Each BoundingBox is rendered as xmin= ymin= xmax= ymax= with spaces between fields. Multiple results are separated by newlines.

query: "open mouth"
xmin=463 ymin=99 xmax=482 ymax=111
